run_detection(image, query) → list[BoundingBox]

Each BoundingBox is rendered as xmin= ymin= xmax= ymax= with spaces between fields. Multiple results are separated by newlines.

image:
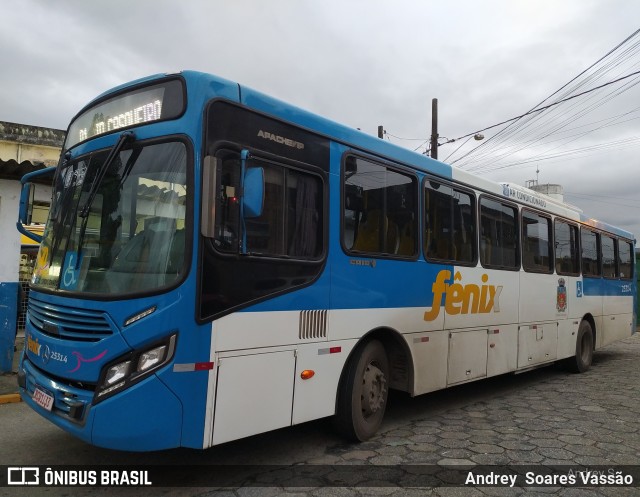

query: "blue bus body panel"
xmin=25 ymin=292 xmax=129 ymax=382
xmin=582 ymin=277 xmax=635 ymax=297
xmin=23 ymin=287 xmax=212 ymax=449
xmin=21 ymin=357 xmax=183 ymax=451
xmin=91 ymin=375 xmax=183 ymax=450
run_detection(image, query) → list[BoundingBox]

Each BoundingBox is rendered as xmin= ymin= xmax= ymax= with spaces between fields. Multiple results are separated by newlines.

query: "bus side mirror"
xmin=18 ymin=183 xmax=35 ymax=225
xmin=242 ymin=167 xmax=264 ymax=219
xmin=16 ymin=167 xmax=55 ymax=243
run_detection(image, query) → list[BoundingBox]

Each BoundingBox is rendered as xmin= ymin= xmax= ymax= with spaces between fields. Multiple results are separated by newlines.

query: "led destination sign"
xmin=78 ymin=98 xmax=163 ymax=141
xmin=66 ymin=79 xmax=184 ymax=150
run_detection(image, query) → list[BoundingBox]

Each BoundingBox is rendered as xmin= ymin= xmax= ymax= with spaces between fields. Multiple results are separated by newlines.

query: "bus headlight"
xmin=95 ymin=334 xmax=177 ymax=403
xmin=138 ymin=345 xmax=167 ymax=372
xmin=105 ymin=361 xmax=132 ymax=385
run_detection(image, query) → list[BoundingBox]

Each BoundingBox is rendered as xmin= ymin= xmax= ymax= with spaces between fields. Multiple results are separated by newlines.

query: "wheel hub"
xmin=361 ymin=363 xmax=387 ymax=417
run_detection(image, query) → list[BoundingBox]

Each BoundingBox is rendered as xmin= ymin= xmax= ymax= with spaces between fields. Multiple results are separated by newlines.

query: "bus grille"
xmin=299 ymin=310 xmax=327 ymax=340
xmin=28 ymin=295 xmax=113 ymax=342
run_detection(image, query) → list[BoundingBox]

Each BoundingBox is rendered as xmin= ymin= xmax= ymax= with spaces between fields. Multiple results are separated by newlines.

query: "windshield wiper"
xmin=79 ymin=131 xmax=135 ymax=218
xmin=74 ymin=131 xmax=135 ymax=271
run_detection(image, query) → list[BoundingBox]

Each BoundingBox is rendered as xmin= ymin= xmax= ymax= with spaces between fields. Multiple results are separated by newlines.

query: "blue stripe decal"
xmin=582 ymin=277 xmax=634 ymax=297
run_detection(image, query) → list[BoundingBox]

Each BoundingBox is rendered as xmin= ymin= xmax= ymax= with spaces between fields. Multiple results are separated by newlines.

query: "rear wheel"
xmin=334 ymin=340 xmax=389 ymax=441
xmin=567 ymin=320 xmax=594 ymax=373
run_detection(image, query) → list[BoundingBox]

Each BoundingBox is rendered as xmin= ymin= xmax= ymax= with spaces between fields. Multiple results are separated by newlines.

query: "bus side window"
xmin=554 ymin=220 xmax=579 ymax=275
xmin=618 ymin=239 xmax=633 ymax=279
xmin=424 ymin=181 xmax=475 ymax=264
xmin=601 ymin=235 xmax=617 ymax=279
xmin=522 ymin=210 xmax=552 ymax=273
xmin=581 ymin=228 xmax=601 ymax=277
xmin=479 ymin=197 xmax=518 ymax=269
xmin=344 ymin=156 xmax=416 ymax=257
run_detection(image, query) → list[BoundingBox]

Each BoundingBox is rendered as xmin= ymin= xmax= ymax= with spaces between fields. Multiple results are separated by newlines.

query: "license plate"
xmin=33 ymin=387 xmax=54 ymax=411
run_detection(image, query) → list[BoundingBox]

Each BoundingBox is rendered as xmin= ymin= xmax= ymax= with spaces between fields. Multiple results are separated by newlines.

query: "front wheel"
xmin=567 ymin=320 xmax=594 ymax=373
xmin=334 ymin=340 xmax=389 ymax=441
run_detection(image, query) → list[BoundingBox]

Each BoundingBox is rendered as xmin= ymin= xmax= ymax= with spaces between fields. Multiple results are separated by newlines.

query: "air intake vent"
xmin=28 ymin=295 xmax=113 ymax=342
xmin=299 ymin=310 xmax=327 ymax=340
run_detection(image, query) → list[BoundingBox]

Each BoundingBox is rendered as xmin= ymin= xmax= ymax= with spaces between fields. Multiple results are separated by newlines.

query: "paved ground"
xmin=1 ymin=334 xmax=639 ymax=496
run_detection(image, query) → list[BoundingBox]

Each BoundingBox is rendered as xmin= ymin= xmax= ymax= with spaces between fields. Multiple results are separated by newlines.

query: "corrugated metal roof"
xmin=0 ymin=121 xmax=65 ymax=148
xmin=0 ymin=159 xmax=52 ymax=183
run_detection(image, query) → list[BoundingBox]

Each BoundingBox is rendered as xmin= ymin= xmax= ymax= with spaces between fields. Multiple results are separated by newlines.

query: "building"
xmin=0 ymin=121 xmax=64 ymax=372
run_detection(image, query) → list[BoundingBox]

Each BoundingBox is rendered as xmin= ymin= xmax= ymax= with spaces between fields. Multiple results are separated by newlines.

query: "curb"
xmin=0 ymin=393 xmax=21 ymax=404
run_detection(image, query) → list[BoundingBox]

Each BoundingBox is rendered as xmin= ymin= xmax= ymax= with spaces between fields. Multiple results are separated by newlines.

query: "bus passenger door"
xmin=518 ymin=211 xmax=558 ymax=367
xmin=212 ymin=350 xmax=295 ymax=445
xmin=518 ymin=274 xmax=559 ymax=368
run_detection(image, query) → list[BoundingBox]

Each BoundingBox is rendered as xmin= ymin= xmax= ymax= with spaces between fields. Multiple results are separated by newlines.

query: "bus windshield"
xmin=32 ymin=140 xmax=189 ymax=296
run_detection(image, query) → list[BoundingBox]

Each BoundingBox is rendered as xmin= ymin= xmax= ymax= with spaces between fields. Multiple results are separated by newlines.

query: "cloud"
xmin=2 ymin=0 xmax=639 ymax=236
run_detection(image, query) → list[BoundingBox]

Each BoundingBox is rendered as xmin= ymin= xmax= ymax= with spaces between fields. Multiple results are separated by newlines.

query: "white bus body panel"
xmin=292 ymin=340 xmax=357 ymax=425
xmin=487 ymin=325 xmax=518 ymax=377
xmin=214 ymin=310 xmax=306 ymax=351
xmin=205 ymin=311 xmax=356 ymax=446
xmin=603 ymin=290 xmax=633 ymax=345
xmin=409 ymin=330 xmax=449 ymax=394
xmin=330 ymin=307 xmax=443 ymax=340
xmin=212 ymin=349 xmax=296 ymax=445
xmin=201 ymin=271 xmax=633 ymax=447
xmin=448 ymin=329 xmax=488 ymax=384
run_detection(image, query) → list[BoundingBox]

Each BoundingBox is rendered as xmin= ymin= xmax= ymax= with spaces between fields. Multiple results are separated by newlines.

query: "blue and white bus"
xmin=17 ymin=71 xmax=636 ymax=450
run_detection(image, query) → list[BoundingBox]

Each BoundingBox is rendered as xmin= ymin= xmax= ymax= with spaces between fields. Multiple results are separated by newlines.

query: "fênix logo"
xmin=27 ymin=334 xmax=41 ymax=356
xmin=424 ymin=270 xmax=503 ymax=321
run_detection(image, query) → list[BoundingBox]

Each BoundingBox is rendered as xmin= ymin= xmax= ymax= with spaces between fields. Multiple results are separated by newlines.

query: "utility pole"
xmin=378 ymin=125 xmax=384 ymax=139
xmin=430 ymin=98 xmax=438 ymax=159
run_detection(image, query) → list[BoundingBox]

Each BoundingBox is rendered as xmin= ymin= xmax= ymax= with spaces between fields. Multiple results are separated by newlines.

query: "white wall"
xmin=0 ymin=180 xmax=21 ymax=282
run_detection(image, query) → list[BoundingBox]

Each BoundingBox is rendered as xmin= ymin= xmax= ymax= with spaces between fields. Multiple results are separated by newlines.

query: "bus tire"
xmin=568 ymin=320 xmax=594 ymax=373
xmin=334 ymin=339 xmax=389 ymax=442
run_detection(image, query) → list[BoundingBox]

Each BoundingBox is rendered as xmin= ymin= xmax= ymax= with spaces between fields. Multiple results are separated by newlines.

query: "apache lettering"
xmin=257 ymin=130 xmax=304 ymax=149
xmin=424 ymin=270 xmax=503 ymax=321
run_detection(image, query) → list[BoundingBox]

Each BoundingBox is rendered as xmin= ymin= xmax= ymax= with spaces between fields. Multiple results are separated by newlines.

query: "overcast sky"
xmin=2 ymin=0 xmax=640 ymax=238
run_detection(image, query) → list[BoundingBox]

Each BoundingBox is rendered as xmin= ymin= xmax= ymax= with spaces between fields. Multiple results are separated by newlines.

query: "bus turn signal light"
xmin=300 ymin=370 xmax=315 ymax=380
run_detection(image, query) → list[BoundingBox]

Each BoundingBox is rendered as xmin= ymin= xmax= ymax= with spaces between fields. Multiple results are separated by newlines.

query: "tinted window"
xmin=213 ymin=151 xmax=323 ymax=259
xmin=581 ymin=229 xmax=600 ymax=277
xmin=619 ymin=240 xmax=633 ymax=280
xmin=601 ymin=236 xmax=617 ymax=279
xmin=480 ymin=197 xmax=519 ymax=269
xmin=200 ymin=149 xmax=326 ymax=321
xmin=522 ymin=211 xmax=552 ymax=272
xmin=344 ymin=157 xmax=417 ymax=257
xmin=425 ymin=181 xmax=475 ymax=264
xmin=555 ymin=220 xmax=579 ymax=275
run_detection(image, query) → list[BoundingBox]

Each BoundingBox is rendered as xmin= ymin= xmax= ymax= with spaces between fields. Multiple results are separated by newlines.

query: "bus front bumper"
xmin=19 ymin=356 xmax=183 ymax=451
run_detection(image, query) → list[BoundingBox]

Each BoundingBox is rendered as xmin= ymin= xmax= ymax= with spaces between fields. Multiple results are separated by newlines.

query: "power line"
xmin=467 ymin=135 xmax=640 ymax=174
xmin=446 ymin=68 xmax=640 ymax=164
xmin=444 ymin=28 xmax=640 ymax=170
xmin=564 ymin=192 xmax=640 ymax=209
